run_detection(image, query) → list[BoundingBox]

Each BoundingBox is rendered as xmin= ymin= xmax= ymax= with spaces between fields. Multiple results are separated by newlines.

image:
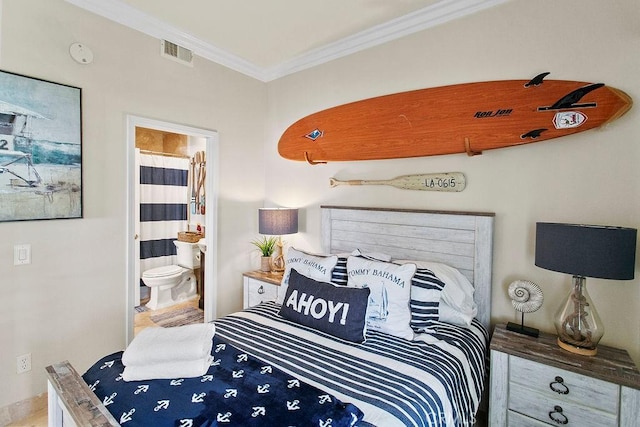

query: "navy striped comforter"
xmin=216 ymin=302 xmax=488 ymax=427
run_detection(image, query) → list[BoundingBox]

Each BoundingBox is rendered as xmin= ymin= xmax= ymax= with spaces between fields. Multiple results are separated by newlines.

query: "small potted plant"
xmin=251 ymin=236 xmax=278 ymax=272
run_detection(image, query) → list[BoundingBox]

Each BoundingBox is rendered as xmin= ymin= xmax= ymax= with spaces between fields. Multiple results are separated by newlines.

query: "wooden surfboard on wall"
xmin=277 ymin=73 xmax=632 ymax=164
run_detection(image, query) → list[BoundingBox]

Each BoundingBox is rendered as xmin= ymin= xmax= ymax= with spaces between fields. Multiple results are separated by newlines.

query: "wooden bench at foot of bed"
xmin=46 ymin=361 xmax=119 ymax=427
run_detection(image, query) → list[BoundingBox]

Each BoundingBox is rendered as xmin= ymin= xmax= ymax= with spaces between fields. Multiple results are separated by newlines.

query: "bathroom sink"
xmin=197 ymin=238 xmax=207 ymax=253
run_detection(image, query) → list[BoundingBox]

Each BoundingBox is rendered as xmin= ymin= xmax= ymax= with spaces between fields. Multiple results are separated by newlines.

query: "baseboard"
xmin=0 ymin=393 xmax=47 ymax=426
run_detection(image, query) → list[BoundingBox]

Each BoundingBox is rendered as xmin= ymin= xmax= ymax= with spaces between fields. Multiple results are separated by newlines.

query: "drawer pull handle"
xmin=549 ymin=405 xmax=568 ymax=425
xmin=549 ymin=376 xmax=569 ymax=394
xmin=257 ymin=285 xmax=265 ymax=294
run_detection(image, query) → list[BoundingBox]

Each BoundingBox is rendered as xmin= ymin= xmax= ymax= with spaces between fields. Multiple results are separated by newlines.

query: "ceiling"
xmin=65 ymin=0 xmax=509 ymax=81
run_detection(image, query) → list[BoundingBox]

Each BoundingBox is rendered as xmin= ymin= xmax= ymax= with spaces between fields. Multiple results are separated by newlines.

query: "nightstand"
xmin=489 ymin=324 xmax=640 ymax=426
xmin=242 ymin=270 xmax=283 ymax=309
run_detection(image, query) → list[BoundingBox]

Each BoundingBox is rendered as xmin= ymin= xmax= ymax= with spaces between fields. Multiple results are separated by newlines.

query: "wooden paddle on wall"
xmin=330 ymin=172 xmax=466 ymax=192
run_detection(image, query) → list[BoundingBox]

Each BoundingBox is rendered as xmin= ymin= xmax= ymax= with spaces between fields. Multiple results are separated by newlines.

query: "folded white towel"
xmin=122 ymin=355 xmax=213 ymax=381
xmin=122 ymin=323 xmax=215 ymax=366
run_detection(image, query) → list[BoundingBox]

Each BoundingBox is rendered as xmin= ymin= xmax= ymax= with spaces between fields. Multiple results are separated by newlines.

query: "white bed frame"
xmin=46 ymin=206 xmax=495 ymax=426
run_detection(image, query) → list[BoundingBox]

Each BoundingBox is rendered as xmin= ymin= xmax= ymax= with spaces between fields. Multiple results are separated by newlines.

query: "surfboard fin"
xmin=538 ymin=83 xmax=604 ymax=111
xmin=521 ymin=129 xmax=548 ymax=139
xmin=525 ymin=72 xmax=550 ymax=87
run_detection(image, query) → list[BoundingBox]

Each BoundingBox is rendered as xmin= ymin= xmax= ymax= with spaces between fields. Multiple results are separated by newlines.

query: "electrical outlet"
xmin=16 ymin=353 xmax=31 ymax=374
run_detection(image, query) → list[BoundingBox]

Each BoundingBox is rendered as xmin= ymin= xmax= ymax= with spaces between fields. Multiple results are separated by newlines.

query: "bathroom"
xmin=134 ymin=126 xmax=207 ymax=330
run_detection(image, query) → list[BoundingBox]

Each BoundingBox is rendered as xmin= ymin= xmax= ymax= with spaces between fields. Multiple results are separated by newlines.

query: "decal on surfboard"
xmin=474 ymin=109 xmax=513 ymax=118
xmin=305 ymin=129 xmax=323 ymax=141
xmin=553 ymin=112 xmax=587 ymax=129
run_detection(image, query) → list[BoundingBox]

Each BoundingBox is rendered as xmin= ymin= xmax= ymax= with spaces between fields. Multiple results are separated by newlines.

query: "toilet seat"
xmin=143 ymin=265 xmax=186 ymax=279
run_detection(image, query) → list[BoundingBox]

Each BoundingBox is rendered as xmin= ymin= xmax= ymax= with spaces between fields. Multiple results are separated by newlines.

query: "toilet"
xmin=142 ymin=240 xmax=200 ymax=310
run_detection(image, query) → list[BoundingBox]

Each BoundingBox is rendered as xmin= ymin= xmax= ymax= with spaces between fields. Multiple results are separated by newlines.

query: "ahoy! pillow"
xmin=347 ymin=256 xmax=416 ymax=340
xmin=277 ymin=248 xmax=338 ymax=304
xmin=279 ymin=269 xmax=370 ymax=343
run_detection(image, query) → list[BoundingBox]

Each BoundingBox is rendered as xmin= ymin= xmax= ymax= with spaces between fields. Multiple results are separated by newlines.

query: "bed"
xmin=46 ymin=206 xmax=495 ymax=427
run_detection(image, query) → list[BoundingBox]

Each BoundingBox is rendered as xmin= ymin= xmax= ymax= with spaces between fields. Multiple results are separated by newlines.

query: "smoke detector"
xmin=69 ymin=43 xmax=94 ymax=64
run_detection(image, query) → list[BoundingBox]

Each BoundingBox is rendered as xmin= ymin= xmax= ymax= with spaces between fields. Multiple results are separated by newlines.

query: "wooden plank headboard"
xmin=321 ymin=206 xmax=495 ymax=329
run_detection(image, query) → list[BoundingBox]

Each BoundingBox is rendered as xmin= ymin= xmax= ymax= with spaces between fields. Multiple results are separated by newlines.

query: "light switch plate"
xmin=14 ymin=244 xmax=31 ymax=265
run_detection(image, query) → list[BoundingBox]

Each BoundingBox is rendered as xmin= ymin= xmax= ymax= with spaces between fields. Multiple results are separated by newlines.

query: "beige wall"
xmin=0 ymin=0 xmax=267 ymax=408
xmin=1 ymin=0 xmax=639 ymax=413
xmin=266 ymin=0 xmax=639 ymax=364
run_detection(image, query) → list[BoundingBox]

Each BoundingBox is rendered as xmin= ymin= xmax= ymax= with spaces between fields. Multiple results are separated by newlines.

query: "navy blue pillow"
xmin=279 ymin=269 xmax=370 ymax=343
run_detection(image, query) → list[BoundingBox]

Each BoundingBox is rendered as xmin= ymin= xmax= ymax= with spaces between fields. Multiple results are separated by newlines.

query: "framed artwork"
xmin=0 ymin=70 xmax=82 ymax=222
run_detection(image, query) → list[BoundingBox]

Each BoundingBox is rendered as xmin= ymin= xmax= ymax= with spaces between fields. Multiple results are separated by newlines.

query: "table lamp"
xmin=258 ymin=208 xmax=298 ymax=272
xmin=535 ymin=222 xmax=636 ymax=356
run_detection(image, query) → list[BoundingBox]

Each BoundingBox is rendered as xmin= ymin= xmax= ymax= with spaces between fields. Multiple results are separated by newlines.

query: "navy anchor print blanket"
xmin=83 ymin=335 xmax=363 ymax=426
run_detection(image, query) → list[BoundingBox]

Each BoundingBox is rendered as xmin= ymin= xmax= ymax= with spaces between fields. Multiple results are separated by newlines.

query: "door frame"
xmin=125 ymin=115 xmax=219 ymax=344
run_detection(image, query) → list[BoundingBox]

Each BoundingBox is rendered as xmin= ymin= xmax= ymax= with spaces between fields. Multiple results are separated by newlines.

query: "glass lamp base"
xmin=557 ymin=337 xmax=598 ymax=356
xmin=554 ymin=275 xmax=603 ymax=357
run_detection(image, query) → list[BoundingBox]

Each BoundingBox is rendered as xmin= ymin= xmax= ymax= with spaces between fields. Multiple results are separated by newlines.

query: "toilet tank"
xmin=174 ymin=241 xmax=200 ymax=269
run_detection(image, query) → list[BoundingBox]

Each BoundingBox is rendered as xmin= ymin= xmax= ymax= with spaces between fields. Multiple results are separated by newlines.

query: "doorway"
xmin=126 ymin=115 xmax=218 ymax=344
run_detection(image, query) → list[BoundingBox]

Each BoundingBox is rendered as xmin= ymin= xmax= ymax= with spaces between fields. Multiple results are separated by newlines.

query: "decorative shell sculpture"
xmin=508 ymin=280 xmax=544 ymax=313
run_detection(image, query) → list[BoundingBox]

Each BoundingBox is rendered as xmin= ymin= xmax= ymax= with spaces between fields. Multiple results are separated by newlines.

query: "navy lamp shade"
xmin=258 ymin=208 xmax=298 ymax=236
xmin=258 ymin=208 xmax=298 ymax=272
xmin=535 ymin=222 xmax=637 ymax=356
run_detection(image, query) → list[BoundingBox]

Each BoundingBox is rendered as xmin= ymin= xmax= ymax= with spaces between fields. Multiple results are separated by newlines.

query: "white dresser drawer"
xmin=246 ymin=278 xmax=278 ymax=307
xmin=507 ymin=410 xmax=551 ymax=427
xmin=509 ymin=356 xmax=619 ymax=414
xmin=509 ymin=382 xmax=618 ymax=426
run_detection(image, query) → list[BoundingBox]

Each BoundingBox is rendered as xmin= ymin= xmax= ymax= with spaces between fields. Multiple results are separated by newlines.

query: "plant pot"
xmin=260 ymin=256 xmax=272 ymax=272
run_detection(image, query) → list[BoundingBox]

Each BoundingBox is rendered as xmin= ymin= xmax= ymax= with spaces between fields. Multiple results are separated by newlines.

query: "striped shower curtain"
xmin=139 ymin=153 xmax=190 ymax=279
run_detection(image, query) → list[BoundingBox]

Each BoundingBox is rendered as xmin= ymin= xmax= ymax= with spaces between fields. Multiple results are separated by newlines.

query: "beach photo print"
xmin=0 ymin=70 xmax=82 ymax=221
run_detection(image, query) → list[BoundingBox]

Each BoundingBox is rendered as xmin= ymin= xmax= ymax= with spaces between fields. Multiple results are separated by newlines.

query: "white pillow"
xmin=350 ymin=249 xmax=392 ymax=262
xmin=347 ymin=256 xmax=416 ymax=340
xmin=396 ymin=259 xmax=477 ymax=327
xmin=439 ymin=303 xmax=476 ymax=328
xmin=277 ymin=247 xmax=338 ymax=304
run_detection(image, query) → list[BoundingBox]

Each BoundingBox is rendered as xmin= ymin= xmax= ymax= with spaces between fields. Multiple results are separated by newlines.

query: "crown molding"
xmin=64 ymin=0 xmax=265 ymax=80
xmin=263 ymin=0 xmax=509 ymax=81
xmin=65 ymin=0 xmax=509 ymax=82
